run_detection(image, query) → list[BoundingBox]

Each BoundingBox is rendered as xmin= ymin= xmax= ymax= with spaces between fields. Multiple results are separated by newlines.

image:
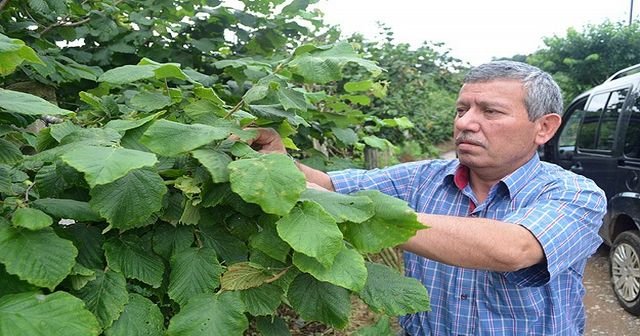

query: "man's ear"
xmin=534 ymin=113 xmax=562 ymax=145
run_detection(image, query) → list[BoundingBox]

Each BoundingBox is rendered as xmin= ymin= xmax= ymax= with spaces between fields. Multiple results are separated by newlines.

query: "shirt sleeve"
xmin=328 ymin=161 xmax=427 ymax=200
xmin=502 ymin=173 xmax=606 ymax=287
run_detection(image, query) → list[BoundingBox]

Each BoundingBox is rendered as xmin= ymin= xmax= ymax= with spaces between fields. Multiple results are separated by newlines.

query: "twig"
xmin=24 ymin=182 xmax=35 ymax=202
xmin=41 ymin=16 xmax=91 ymax=35
xmin=223 ymin=99 xmax=244 ymax=119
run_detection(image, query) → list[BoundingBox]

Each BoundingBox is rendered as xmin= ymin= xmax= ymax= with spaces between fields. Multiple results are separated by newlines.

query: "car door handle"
xmin=570 ymin=162 xmax=583 ymax=173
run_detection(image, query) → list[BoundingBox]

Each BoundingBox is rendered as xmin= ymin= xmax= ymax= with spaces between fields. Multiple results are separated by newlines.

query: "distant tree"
xmin=345 ymin=26 xmax=467 ymax=156
xmin=526 ymin=20 xmax=640 ymax=103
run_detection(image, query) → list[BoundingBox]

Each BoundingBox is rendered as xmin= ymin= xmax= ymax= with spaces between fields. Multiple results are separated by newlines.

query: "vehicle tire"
xmin=609 ymin=230 xmax=640 ymax=316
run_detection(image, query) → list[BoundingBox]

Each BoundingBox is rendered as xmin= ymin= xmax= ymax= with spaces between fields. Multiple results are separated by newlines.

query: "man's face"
xmin=453 ymin=80 xmax=543 ymax=178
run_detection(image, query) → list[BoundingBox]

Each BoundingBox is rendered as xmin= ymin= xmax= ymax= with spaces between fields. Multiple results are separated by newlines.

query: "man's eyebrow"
xmin=456 ymin=99 xmax=511 ymax=109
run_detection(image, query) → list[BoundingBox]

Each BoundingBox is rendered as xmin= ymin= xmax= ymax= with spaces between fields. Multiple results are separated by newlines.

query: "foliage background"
xmin=2 ymin=0 xmax=640 ymax=335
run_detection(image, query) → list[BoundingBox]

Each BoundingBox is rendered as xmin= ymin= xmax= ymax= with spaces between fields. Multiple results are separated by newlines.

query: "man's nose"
xmin=455 ymin=108 xmax=481 ymax=132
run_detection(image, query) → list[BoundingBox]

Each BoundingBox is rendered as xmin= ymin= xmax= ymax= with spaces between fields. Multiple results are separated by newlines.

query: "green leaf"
xmin=104 ymin=294 xmax=164 ymax=336
xmin=0 ymin=165 xmax=11 ymax=194
xmin=167 ymin=247 xmax=223 ymax=307
xmin=62 ymin=224 xmax=105 ymax=270
xmin=27 ymin=0 xmax=49 ymax=14
xmin=141 ymin=119 xmax=231 ymax=156
xmin=387 ymin=117 xmax=414 ymax=129
xmin=288 ymin=42 xmax=382 ymax=84
xmin=166 ymin=292 xmax=248 ymax=336
xmin=0 ymin=139 xmax=23 ymax=164
xmin=151 ymin=223 xmax=194 ymax=260
xmin=31 ymin=198 xmax=103 ymax=222
xmin=68 ymin=263 xmax=97 ymax=291
xmin=104 ymin=236 xmax=165 ymax=288
xmin=74 ymin=269 xmax=129 ymax=329
xmin=255 ymin=316 xmax=291 ymax=336
xmin=154 ymin=64 xmax=188 ymax=80
xmin=0 ymin=291 xmax=100 ymax=336
xmin=138 ymin=59 xmax=188 ymax=81
xmin=353 ymin=316 xmax=394 ymax=336
xmin=249 ymin=220 xmax=290 ymax=263
xmin=344 ymin=80 xmax=373 ymax=93
xmin=199 ymin=223 xmax=248 ymax=263
xmin=276 ymin=201 xmax=342 ymax=267
xmin=358 ymin=262 xmax=430 ymax=315
xmin=343 ymin=190 xmax=424 ymax=253
xmin=239 ymin=283 xmax=283 ymax=316
xmin=61 ymin=145 xmax=158 ymax=188
xmin=293 ymin=246 xmax=367 ymax=292
xmin=105 ymin=113 xmax=160 ymax=133
xmin=228 ymin=154 xmax=306 ymax=216
xmin=343 ymin=94 xmax=371 ymax=105
xmin=275 ymin=86 xmax=307 ymax=111
xmin=331 ymin=127 xmax=358 ymax=145
xmin=250 ymin=104 xmax=308 ymax=126
xmin=194 ymin=86 xmax=224 ymax=106
xmin=0 ymin=263 xmax=38 ymax=297
xmin=130 ymin=91 xmax=172 ymax=112
xmin=11 ymin=207 xmax=53 ymax=230
xmin=300 ymin=189 xmax=374 ymax=223
xmin=98 ymin=64 xmax=157 ymax=84
xmin=89 ymin=169 xmax=167 ymax=230
xmin=59 ymin=128 xmax=122 ymax=146
xmin=243 ymin=82 xmax=270 ymax=104
xmin=50 ymin=120 xmax=81 ymax=142
xmin=0 ymin=34 xmax=43 ymax=75
xmin=220 ymin=262 xmax=278 ymax=291
xmin=34 ymin=163 xmax=73 ymax=198
xmin=287 ymin=273 xmax=351 ymax=329
xmin=192 ymin=149 xmax=231 ymax=183
xmin=184 ymin=100 xmax=225 ymax=123
xmin=0 ymin=89 xmax=74 ymax=115
xmin=362 ymin=135 xmax=391 ymax=150
xmin=0 ymin=221 xmax=77 ymax=289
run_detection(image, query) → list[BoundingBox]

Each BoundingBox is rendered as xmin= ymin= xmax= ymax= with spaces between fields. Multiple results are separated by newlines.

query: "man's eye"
xmin=456 ymin=108 xmax=466 ymax=116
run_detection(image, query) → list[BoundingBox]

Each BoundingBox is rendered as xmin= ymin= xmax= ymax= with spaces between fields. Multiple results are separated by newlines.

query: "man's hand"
xmin=244 ymin=127 xmax=336 ymax=191
xmin=248 ymin=128 xmax=287 ymax=154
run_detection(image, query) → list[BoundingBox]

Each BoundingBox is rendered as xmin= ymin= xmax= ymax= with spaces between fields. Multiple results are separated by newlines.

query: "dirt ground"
xmin=583 ymin=245 xmax=640 ymax=335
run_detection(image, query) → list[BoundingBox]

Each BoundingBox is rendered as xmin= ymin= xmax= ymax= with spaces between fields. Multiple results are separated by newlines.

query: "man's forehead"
xmin=457 ymin=80 xmax=525 ymax=103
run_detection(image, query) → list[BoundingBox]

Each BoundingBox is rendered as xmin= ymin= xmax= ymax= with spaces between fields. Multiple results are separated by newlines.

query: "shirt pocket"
xmin=479 ymin=272 xmax=546 ymax=322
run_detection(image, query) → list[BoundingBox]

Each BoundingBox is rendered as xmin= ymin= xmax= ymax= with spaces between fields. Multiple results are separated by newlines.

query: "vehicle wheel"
xmin=610 ymin=230 xmax=640 ymax=316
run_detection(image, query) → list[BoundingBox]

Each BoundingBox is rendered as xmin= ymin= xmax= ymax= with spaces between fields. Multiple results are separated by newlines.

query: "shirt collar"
xmin=446 ymin=153 xmax=541 ymax=197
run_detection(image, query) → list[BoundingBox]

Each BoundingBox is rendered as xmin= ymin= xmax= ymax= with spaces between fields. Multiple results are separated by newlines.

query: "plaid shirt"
xmin=329 ymin=154 xmax=606 ymax=335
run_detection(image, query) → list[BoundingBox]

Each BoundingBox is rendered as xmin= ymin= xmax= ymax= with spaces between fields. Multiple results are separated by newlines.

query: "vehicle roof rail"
xmin=605 ymin=63 xmax=640 ymax=82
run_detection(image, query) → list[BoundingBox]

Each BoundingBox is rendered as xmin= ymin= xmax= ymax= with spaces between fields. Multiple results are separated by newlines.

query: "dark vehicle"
xmin=544 ymin=64 xmax=640 ymax=316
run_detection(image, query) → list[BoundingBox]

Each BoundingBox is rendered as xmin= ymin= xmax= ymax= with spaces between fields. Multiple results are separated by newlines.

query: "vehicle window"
xmin=577 ymin=92 xmax=608 ymax=150
xmin=576 ymin=89 xmax=627 ymax=151
xmin=624 ymin=95 xmax=640 ymax=158
xmin=556 ymin=97 xmax=588 ymax=159
xmin=585 ymin=93 xmax=609 ymax=111
xmin=596 ymin=88 xmax=628 ymax=150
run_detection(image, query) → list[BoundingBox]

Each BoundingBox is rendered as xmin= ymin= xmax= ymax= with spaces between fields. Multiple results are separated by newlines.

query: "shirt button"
xmin=460 ymin=294 xmax=468 ymax=300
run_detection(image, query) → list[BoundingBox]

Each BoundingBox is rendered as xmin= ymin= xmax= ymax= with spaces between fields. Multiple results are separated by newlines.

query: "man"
xmin=251 ymin=61 xmax=606 ymax=335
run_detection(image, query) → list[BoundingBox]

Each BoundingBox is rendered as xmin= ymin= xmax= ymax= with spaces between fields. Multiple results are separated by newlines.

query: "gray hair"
xmin=463 ymin=61 xmax=563 ymax=120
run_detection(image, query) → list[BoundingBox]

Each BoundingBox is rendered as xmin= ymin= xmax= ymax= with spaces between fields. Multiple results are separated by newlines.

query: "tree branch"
xmin=41 ymin=16 xmax=91 ymax=35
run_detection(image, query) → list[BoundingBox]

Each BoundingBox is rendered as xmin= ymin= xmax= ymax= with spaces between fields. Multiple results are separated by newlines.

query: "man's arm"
xmin=249 ymin=128 xmax=545 ymax=272
xmin=404 ymin=214 xmax=545 ymax=272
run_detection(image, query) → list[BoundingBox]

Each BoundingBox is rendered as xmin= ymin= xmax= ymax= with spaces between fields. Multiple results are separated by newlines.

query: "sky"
xmin=315 ymin=0 xmax=638 ymax=65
